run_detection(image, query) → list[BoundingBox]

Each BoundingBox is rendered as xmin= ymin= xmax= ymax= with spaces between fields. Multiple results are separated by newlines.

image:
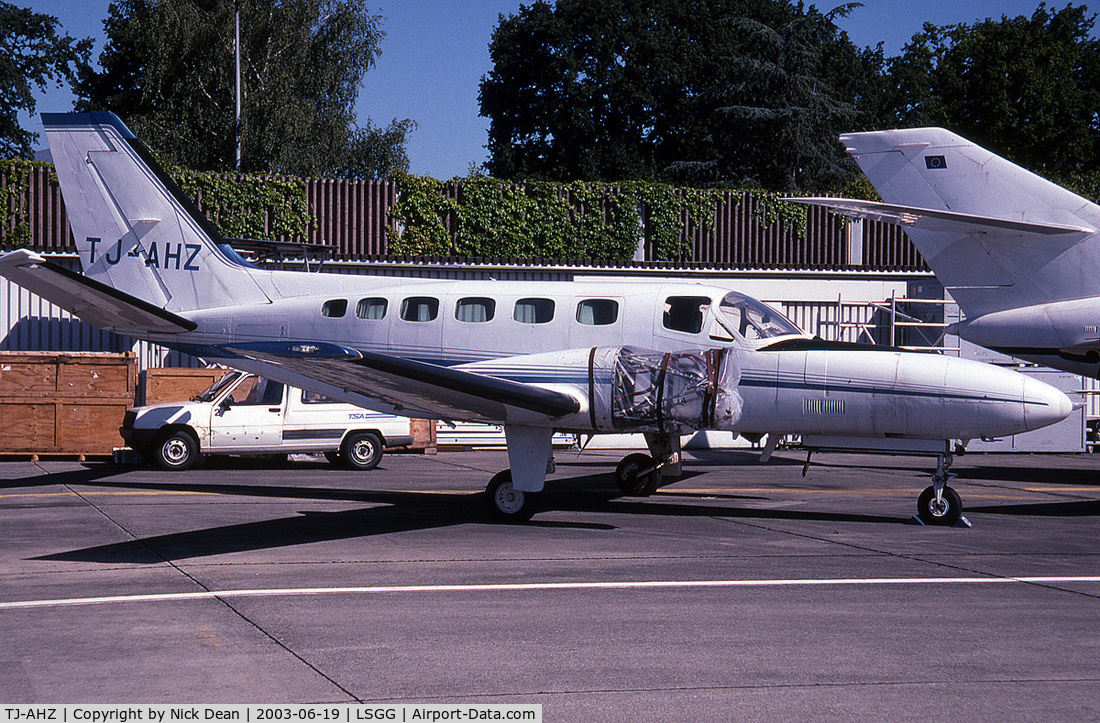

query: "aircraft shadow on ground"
xmin=33 ymin=468 xmax=904 ymax=564
xmin=954 ymin=464 xmax=1100 ymax=486
xmin=965 ymin=499 xmax=1100 ymax=517
xmin=0 ymin=464 xmax=135 ymax=491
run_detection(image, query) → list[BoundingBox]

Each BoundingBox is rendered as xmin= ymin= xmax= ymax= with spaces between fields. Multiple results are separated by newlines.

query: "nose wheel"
xmin=917 ymin=484 xmax=962 ymax=526
xmin=916 ymin=453 xmax=963 ymax=526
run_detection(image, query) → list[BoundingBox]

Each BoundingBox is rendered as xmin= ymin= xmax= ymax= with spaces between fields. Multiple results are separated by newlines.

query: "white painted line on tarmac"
xmin=2 ymin=576 xmax=1099 ymax=610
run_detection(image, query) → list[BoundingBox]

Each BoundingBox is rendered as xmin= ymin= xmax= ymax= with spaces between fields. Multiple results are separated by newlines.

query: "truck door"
xmin=209 ymin=376 xmax=286 ymax=451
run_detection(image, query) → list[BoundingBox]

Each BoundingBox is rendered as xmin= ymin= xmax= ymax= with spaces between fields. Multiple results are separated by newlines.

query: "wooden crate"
xmin=408 ymin=418 xmax=437 ymax=453
xmin=0 ymin=352 xmax=138 ymax=456
xmin=143 ymin=367 xmax=228 ymax=405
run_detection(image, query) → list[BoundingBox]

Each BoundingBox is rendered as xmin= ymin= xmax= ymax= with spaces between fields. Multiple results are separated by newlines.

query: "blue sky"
xmin=24 ymin=0 xmax=1092 ymax=179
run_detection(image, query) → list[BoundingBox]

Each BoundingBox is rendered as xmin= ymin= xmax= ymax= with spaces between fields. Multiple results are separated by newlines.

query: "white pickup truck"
xmin=121 ymin=370 xmax=415 ymax=471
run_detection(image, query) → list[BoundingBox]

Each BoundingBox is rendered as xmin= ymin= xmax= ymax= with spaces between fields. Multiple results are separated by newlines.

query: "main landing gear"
xmin=484 ymin=470 xmax=541 ymax=523
xmin=614 ymin=432 xmax=681 ymax=497
xmin=483 ymin=448 xmax=672 ymax=523
xmin=483 ymin=433 xmax=682 ymax=523
xmin=614 ymin=453 xmax=661 ymax=496
xmin=916 ymin=452 xmax=963 ymax=526
xmin=484 ymin=437 xmax=968 ymax=526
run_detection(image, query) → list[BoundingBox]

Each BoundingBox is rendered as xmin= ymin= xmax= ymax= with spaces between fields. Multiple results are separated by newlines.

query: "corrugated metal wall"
xmin=304 ymin=178 xmax=396 ymax=258
xmin=3 ymin=166 xmax=73 ymax=252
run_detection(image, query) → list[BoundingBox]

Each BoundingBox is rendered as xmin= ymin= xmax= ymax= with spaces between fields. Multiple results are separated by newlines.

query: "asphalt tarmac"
xmin=1 ymin=448 xmax=1098 ymax=720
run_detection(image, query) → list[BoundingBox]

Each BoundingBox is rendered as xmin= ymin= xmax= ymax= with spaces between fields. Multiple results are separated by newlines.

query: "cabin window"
xmin=576 ymin=299 xmax=619 ymax=326
xmin=455 ymin=297 xmax=496 ymax=323
xmin=400 ymin=296 xmax=439 ymax=322
xmin=663 ymin=296 xmax=709 ymax=334
xmin=321 ymin=299 xmax=347 ymax=318
xmin=514 ymin=298 xmax=555 ymax=324
xmin=356 ymin=297 xmax=388 ymax=320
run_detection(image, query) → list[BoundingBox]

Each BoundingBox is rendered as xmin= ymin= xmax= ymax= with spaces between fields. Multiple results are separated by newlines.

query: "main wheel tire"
xmin=341 ymin=431 xmax=384 ymax=470
xmin=917 ymin=485 xmax=963 ymax=526
xmin=153 ymin=429 xmax=200 ymax=471
xmin=615 ymin=453 xmax=661 ymax=496
xmin=484 ymin=470 xmax=540 ymax=523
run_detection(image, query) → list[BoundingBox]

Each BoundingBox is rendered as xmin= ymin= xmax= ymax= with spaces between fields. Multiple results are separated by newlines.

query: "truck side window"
xmin=261 ymin=381 xmax=285 ymax=405
xmin=302 ymin=389 xmax=339 ymax=404
xmin=236 ymin=378 xmax=284 ymax=406
xmin=663 ymin=296 xmax=709 ymax=334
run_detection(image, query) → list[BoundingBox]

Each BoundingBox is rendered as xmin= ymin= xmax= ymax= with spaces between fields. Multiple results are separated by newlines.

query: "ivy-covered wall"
xmin=0 ymin=160 xmax=51 ymax=248
xmin=388 ymin=173 xmax=809 ymax=262
xmin=1 ymin=163 xmax=923 ymax=270
xmin=173 ymin=170 xmax=313 ymax=243
xmin=0 ymin=161 xmax=316 ymax=252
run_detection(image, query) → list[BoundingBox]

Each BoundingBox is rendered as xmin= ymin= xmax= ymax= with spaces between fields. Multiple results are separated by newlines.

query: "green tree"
xmin=0 ymin=2 xmax=91 ymax=158
xmin=337 ymin=118 xmax=417 ymax=179
xmin=672 ymin=3 xmax=865 ymax=191
xmin=479 ymin=0 xmax=872 ymax=191
xmin=76 ymin=0 xmax=412 ymax=178
xmin=885 ymin=3 xmax=1100 ymax=181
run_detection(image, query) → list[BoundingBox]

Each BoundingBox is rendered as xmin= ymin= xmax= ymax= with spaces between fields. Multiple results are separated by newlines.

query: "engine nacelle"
xmin=588 ymin=346 xmax=743 ymax=433
xmin=458 ymin=345 xmax=743 ymax=432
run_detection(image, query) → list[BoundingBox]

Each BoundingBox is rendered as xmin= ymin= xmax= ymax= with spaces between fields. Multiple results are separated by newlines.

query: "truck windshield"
xmin=718 ymin=291 xmax=802 ymax=341
xmin=193 ymin=371 xmax=243 ymax=402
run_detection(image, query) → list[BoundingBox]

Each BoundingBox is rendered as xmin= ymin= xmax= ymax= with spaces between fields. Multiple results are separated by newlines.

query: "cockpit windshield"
xmin=193 ymin=370 xmax=243 ymax=402
xmin=718 ymin=291 xmax=803 ymax=342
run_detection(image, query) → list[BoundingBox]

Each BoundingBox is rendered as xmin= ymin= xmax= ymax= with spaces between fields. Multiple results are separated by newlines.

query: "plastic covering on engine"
xmin=587 ymin=347 xmax=743 ymax=433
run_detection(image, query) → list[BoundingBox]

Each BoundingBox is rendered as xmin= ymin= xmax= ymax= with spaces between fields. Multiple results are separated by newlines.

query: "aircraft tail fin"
xmin=834 ymin=127 xmax=1100 ymax=317
xmin=41 ymin=113 xmax=271 ymax=313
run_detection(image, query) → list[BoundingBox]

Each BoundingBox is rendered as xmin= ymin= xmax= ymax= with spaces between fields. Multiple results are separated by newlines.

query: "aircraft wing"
xmin=0 ymin=249 xmax=197 ymax=334
xmin=225 ymin=342 xmax=583 ymax=425
xmin=788 ymin=197 xmax=1094 ymax=236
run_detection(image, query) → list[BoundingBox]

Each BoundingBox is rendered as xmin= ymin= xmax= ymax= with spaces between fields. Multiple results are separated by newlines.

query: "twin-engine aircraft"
xmin=0 ymin=113 xmax=1074 ymax=526
xmin=794 ymin=127 xmax=1100 ymax=380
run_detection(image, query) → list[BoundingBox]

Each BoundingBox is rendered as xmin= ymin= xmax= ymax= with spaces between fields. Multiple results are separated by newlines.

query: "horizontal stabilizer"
xmin=787 ymin=198 xmax=1094 ymax=236
xmin=0 ymin=249 xmax=196 ymax=334
xmin=226 ymin=342 xmax=583 ymax=425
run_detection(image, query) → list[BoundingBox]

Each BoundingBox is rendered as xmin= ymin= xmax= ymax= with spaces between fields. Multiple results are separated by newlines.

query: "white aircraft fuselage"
xmin=164 ymin=274 xmax=1066 ymax=444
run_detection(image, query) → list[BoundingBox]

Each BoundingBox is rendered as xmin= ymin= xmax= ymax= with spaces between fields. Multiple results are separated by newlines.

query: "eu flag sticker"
xmin=925 ymin=155 xmax=947 ymax=169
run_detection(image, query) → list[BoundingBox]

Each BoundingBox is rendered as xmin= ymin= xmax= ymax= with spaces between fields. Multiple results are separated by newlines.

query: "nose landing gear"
xmin=916 ymin=453 xmax=963 ymax=526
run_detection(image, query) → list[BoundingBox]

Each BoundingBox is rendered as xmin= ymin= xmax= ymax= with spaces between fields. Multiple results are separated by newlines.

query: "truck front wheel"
xmin=341 ymin=431 xmax=383 ymax=470
xmin=153 ymin=429 xmax=200 ymax=471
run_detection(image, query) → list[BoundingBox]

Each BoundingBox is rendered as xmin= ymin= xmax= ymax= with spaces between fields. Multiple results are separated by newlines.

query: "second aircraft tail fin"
xmin=821 ymin=128 xmax=1100 ymax=317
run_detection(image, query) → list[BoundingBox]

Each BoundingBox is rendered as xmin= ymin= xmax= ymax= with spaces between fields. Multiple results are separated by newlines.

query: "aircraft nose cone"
xmin=1022 ymin=375 xmax=1073 ymax=431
